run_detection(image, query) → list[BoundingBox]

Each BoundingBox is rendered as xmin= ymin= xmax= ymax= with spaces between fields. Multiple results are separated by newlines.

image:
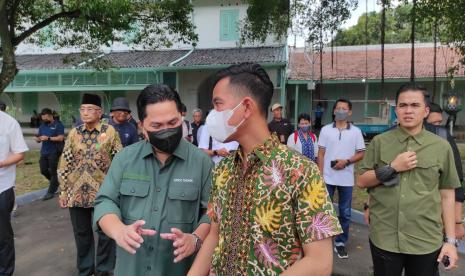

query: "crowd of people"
xmin=0 ymin=63 xmax=464 ymax=276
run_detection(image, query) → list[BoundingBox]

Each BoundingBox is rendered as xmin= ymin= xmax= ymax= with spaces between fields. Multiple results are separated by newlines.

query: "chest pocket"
xmin=167 ymin=186 xmax=198 ymax=224
xmin=120 ymin=180 xmax=150 ymax=220
xmin=415 ymin=159 xmax=440 ymax=191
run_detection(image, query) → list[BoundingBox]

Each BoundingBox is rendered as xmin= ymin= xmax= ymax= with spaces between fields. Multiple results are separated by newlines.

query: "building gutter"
xmin=169 ymin=47 xmax=195 ymax=67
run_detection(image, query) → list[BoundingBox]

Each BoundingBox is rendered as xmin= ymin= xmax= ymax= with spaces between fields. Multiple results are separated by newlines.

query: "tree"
xmin=333 ymin=3 xmax=433 ymax=46
xmin=242 ymin=0 xmax=357 ymax=93
xmin=0 ymin=0 xmax=198 ymax=93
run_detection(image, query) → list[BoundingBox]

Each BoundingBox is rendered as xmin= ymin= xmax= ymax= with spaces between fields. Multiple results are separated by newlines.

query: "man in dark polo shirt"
xmin=109 ymin=97 xmax=139 ymax=147
xmin=190 ymin=108 xmax=204 ymax=146
xmin=36 ymin=108 xmax=65 ymax=200
xmin=268 ymin=103 xmax=293 ymax=144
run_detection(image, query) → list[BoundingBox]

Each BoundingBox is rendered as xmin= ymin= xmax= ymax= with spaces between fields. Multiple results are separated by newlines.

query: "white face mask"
xmin=206 ymin=102 xmax=244 ymax=143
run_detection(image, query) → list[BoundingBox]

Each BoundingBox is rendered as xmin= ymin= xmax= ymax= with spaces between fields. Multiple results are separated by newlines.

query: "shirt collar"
xmin=141 ymin=138 xmax=188 ymax=161
xmin=332 ymin=122 xmax=351 ymax=129
xmin=80 ymin=122 xmax=102 ymax=133
xmin=235 ymin=134 xmax=281 ymax=164
xmin=396 ymin=125 xmax=427 ymax=145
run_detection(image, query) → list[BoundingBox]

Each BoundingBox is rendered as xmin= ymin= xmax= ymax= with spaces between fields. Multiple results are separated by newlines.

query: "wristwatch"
xmin=213 ymin=150 xmax=218 ymax=156
xmin=363 ymin=203 xmax=369 ymax=211
xmin=48 ymin=136 xmax=51 ymax=141
xmin=444 ymin=237 xmax=459 ymax=247
xmin=192 ymin=233 xmax=203 ymax=252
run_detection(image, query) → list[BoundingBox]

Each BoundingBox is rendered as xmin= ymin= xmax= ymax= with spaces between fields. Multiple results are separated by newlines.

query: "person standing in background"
xmin=36 ymin=108 xmax=65 ymax=201
xmin=0 ymin=109 xmax=29 ymax=276
xmin=190 ymin=108 xmax=204 ymax=147
xmin=318 ymin=98 xmax=365 ymax=259
xmin=268 ymin=103 xmax=293 ymax=144
xmin=58 ymin=93 xmax=122 ymax=276
xmin=287 ymin=113 xmax=319 ymax=162
xmin=109 ymin=97 xmax=139 ymax=147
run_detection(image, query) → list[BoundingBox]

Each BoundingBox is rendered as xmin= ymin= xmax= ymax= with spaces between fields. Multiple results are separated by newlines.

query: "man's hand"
xmin=58 ymin=197 xmax=67 ymax=208
xmin=456 ymin=223 xmax=465 ymax=240
xmin=333 ymin=159 xmax=349 ymax=170
xmin=160 ymin=228 xmax=197 ymax=263
xmin=114 ymin=220 xmax=156 ymax=255
xmin=38 ymin=135 xmax=49 ymax=142
xmin=216 ymin=148 xmax=229 ymax=157
xmin=437 ymin=243 xmax=458 ymax=270
xmin=390 ymin=151 xmax=417 ymax=172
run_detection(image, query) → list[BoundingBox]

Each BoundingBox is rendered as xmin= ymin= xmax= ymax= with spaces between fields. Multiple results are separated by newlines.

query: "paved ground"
xmin=12 ymin=199 xmax=465 ymax=276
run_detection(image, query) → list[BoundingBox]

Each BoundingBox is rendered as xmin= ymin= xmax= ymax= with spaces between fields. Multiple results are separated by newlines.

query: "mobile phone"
xmin=442 ymin=255 xmax=450 ymax=267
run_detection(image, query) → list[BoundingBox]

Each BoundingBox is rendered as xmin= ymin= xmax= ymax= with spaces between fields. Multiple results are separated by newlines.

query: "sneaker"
xmin=334 ymin=245 xmax=348 ymax=259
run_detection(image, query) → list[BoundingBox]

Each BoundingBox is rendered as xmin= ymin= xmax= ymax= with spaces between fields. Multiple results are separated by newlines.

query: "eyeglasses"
xmin=79 ymin=107 xmax=101 ymax=113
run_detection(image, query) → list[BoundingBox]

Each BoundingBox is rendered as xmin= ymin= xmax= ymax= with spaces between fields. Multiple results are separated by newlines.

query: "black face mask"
xmin=146 ymin=125 xmax=183 ymax=154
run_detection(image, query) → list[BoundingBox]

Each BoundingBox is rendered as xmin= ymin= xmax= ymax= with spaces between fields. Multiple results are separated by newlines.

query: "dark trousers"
xmin=370 ymin=240 xmax=441 ymax=276
xmin=0 ymin=188 xmax=15 ymax=276
xmin=326 ymin=184 xmax=353 ymax=246
xmin=69 ymin=207 xmax=115 ymax=276
xmin=39 ymin=153 xmax=60 ymax=194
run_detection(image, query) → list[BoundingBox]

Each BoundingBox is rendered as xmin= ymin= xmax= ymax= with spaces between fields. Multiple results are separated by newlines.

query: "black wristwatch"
xmin=444 ymin=237 xmax=458 ymax=247
xmin=192 ymin=233 xmax=203 ymax=252
xmin=213 ymin=150 xmax=218 ymax=156
xmin=363 ymin=203 xmax=369 ymax=210
xmin=48 ymin=136 xmax=51 ymax=141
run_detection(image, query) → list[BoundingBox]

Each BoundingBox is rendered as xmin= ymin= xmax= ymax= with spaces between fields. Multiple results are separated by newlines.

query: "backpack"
xmin=293 ymin=131 xmax=316 ymax=144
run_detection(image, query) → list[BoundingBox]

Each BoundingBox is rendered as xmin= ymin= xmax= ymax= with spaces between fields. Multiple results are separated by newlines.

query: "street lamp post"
xmin=442 ymin=91 xmax=462 ymax=136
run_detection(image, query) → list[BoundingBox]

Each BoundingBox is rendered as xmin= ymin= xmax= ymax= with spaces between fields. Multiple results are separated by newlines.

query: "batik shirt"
xmin=58 ymin=123 xmax=122 ymax=208
xmin=208 ymin=134 xmax=341 ymax=275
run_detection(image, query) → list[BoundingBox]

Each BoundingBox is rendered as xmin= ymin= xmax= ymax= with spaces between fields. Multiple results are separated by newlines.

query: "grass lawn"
xmin=15 ymin=150 xmax=48 ymax=195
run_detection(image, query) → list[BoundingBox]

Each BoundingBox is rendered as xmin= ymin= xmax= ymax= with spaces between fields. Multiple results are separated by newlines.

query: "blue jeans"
xmin=326 ymin=184 xmax=353 ymax=246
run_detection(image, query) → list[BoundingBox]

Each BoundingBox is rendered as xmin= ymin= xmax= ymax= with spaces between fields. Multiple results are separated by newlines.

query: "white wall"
xmin=169 ymin=0 xmax=284 ymax=49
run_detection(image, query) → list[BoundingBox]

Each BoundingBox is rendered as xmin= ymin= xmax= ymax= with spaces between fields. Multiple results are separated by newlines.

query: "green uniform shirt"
xmin=358 ymin=127 xmax=460 ymax=254
xmin=94 ymin=139 xmax=213 ymax=276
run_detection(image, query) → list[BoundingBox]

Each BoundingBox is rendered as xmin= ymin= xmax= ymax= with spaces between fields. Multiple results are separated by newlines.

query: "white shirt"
xmin=198 ymin=127 xmax=239 ymax=164
xmin=286 ymin=131 xmax=319 ymax=159
xmin=318 ymin=122 xmax=365 ymax=187
xmin=0 ymin=111 xmax=29 ymax=193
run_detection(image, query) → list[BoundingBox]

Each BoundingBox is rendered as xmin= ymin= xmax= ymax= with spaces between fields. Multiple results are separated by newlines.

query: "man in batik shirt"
xmin=189 ymin=63 xmax=342 ymax=276
xmin=58 ymin=93 xmax=122 ymax=276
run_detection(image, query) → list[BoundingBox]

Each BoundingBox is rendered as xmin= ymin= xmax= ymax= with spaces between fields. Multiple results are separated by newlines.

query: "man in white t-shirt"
xmin=198 ymin=124 xmax=238 ymax=165
xmin=317 ymin=99 xmax=365 ymax=259
xmin=0 ymin=111 xmax=29 ymax=276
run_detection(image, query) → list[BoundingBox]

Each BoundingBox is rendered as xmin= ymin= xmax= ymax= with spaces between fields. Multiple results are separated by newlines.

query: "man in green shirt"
xmin=357 ymin=83 xmax=460 ymax=276
xmin=94 ymin=84 xmax=213 ymax=276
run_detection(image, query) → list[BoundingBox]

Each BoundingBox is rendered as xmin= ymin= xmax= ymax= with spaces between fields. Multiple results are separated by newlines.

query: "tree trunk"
xmin=381 ymin=0 xmax=386 ymax=97
xmin=319 ymin=26 xmax=323 ymax=94
xmin=0 ymin=2 xmax=18 ymax=93
xmin=410 ymin=0 xmax=416 ymax=82
xmin=432 ymin=18 xmax=438 ymax=102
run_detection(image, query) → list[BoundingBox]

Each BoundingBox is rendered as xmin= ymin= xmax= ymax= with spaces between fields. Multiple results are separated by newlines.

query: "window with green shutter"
xmin=220 ymin=9 xmax=239 ymax=41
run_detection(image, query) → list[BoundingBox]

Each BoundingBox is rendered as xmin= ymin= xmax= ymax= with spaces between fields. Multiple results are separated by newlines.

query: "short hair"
xmin=395 ymin=83 xmax=430 ymax=105
xmin=333 ymin=99 xmax=352 ymax=112
xmin=0 ymin=100 xmax=6 ymax=111
xmin=181 ymin=103 xmax=187 ymax=113
xmin=298 ymin=113 xmax=312 ymax=123
xmin=212 ymin=62 xmax=274 ymax=116
xmin=137 ymin=84 xmax=182 ymax=121
xmin=428 ymin=102 xmax=443 ymax=114
xmin=192 ymin=108 xmax=202 ymax=115
xmin=40 ymin=108 xmax=53 ymax=116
